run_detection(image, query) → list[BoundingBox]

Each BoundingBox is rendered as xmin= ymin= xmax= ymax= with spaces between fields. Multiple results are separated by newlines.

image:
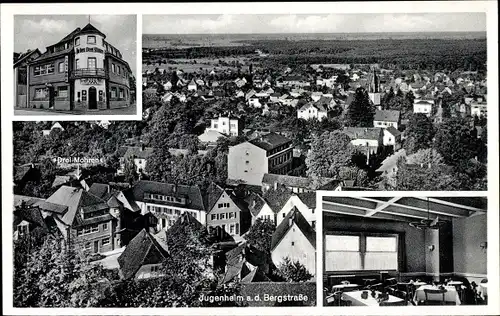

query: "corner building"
xmin=27 ymin=23 xmax=132 ymax=111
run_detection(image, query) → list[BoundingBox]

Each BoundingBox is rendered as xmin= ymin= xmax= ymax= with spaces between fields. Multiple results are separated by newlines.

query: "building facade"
xmin=14 ymin=49 xmax=42 ymax=108
xmin=206 ymin=116 xmax=240 ymax=137
xmin=26 ymin=23 xmax=132 ymax=111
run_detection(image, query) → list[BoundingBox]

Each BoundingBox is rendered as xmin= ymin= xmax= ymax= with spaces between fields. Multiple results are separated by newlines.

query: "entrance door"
xmin=89 ymin=86 xmax=97 ymax=110
xmin=49 ymin=87 xmax=55 ymax=108
xmin=93 ymin=240 xmax=99 ymax=253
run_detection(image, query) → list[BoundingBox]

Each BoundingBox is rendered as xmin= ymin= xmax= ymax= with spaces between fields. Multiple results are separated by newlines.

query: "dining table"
xmin=414 ymin=285 xmax=461 ymax=305
xmin=479 ymin=283 xmax=488 ymax=298
xmin=342 ymin=290 xmax=406 ymax=306
xmin=332 ymin=283 xmax=361 ymax=292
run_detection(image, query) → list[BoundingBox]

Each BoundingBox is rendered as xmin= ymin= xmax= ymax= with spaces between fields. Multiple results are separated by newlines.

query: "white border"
xmin=2 ymin=1 xmax=499 ymax=315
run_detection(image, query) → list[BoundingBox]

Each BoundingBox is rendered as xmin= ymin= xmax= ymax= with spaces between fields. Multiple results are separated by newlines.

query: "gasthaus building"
xmin=26 ymin=23 xmax=132 ymax=111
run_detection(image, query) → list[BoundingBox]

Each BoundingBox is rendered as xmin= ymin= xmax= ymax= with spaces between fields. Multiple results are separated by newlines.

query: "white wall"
xmin=271 ymin=222 xmax=316 ymax=276
xmin=452 ymin=214 xmax=487 ymax=279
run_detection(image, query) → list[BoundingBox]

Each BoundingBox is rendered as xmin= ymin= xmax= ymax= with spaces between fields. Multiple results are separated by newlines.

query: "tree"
xmin=345 ymin=87 xmax=375 ymax=127
xmin=244 ymin=218 xmax=276 ymax=255
xmin=404 ymin=113 xmax=435 ymax=154
xmin=406 ymin=148 xmax=445 ymax=167
xmin=276 ymin=257 xmax=313 ymax=282
xmin=306 ymin=131 xmax=356 ymax=178
xmin=14 ymin=236 xmax=115 ymax=307
xmin=433 ymin=117 xmax=477 ymax=167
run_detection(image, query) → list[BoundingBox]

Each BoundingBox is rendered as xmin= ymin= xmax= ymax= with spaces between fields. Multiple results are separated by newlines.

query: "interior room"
xmin=322 ymin=195 xmax=488 ymax=306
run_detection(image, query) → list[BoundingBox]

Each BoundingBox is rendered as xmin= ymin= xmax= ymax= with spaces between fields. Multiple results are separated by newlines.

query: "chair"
xmin=423 ymin=288 xmax=447 ymax=305
xmin=331 ymin=291 xmax=344 ymax=306
xmin=380 ymin=300 xmax=408 ymax=306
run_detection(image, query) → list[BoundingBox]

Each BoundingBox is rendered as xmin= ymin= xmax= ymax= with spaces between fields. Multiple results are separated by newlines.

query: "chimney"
xmin=288 ymin=213 xmax=294 ymax=227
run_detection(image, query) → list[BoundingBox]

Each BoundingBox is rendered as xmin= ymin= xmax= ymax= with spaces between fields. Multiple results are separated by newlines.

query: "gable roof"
xmin=204 ymin=182 xmax=225 ymax=213
xmin=249 ymin=132 xmax=291 ymax=151
xmin=79 ymin=23 xmax=106 ymax=38
xmin=13 ymin=206 xmax=49 ymax=235
xmin=385 ymin=126 xmax=402 ymax=137
xmin=126 ymin=180 xmax=205 ymax=211
xmin=271 ymin=207 xmax=316 ymax=251
xmin=297 ymin=192 xmax=316 ymax=209
xmin=88 ymin=183 xmax=111 ymax=199
xmin=118 ymin=229 xmax=169 ymax=280
xmin=44 ymin=186 xmax=107 ymax=226
xmin=374 ymin=110 xmax=400 ymax=122
xmin=14 ymin=49 xmax=42 ymax=68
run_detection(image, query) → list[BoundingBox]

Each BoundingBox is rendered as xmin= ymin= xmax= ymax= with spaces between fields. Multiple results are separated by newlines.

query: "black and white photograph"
xmin=12 ymin=119 xmax=317 ymax=307
xmin=2 ymin=1 xmax=499 ymax=315
xmin=13 ymin=15 xmax=137 ymax=116
xmin=142 ymin=12 xmax=487 ymax=192
xmin=322 ymin=194 xmax=488 ymax=307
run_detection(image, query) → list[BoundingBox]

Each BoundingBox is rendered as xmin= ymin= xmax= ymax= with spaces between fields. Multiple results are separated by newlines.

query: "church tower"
xmin=368 ymin=68 xmax=382 ymax=110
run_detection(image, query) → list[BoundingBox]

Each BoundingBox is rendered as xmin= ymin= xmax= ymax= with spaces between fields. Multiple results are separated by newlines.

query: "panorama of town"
xmin=13 ymin=25 xmax=487 ymax=307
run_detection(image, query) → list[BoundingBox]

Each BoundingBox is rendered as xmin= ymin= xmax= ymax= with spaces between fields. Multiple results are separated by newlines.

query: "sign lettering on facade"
xmin=64 ymin=56 xmax=69 ymax=83
xmin=81 ymin=78 xmax=103 ymax=85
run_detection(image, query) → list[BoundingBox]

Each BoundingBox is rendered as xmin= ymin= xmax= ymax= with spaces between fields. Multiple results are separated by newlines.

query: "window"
xmin=75 ymin=37 xmax=80 ymax=46
xmin=161 ymin=218 xmax=166 ymax=228
xmin=102 ymin=238 xmax=110 ymax=245
xmin=211 ymin=214 xmax=216 ymax=221
xmin=112 ymin=64 xmax=116 ymax=73
xmin=91 ymin=224 xmax=99 ymax=233
xmin=235 ymin=223 xmax=239 ymax=234
xmin=324 ymin=233 xmax=398 ymax=272
xmin=47 ymin=64 xmax=54 ymax=74
xmin=111 ymin=87 xmax=117 ymax=98
xmin=291 ymin=241 xmax=295 ymax=246
xmin=220 ymin=213 xmax=226 ymax=220
xmin=76 ymin=59 xmax=80 ymax=69
xmin=58 ymin=62 xmax=64 ymax=73
xmin=84 ymin=242 xmax=91 ymax=250
xmin=119 ymin=88 xmax=124 ymax=99
xmin=57 ymin=86 xmax=68 ymax=98
xmin=87 ymin=35 xmax=96 ymax=44
xmin=103 ymin=223 xmax=108 ymax=231
xmin=151 ymin=265 xmax=160 ymax=273
xmin=118 ymin=66 xmax=121 ymax=75
xmin=311 ymin=221 xmax=316 ymax=229
xmin=87 ymin=57 xmax=97 ymax=69
xmin=77 ymin=229 xmax=83 ymax=236
xmin=229 ymin=224 xmax=235 ymax=234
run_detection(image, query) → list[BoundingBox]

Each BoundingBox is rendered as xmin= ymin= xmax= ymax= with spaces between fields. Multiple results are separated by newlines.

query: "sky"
xmin=143 ymin=13 xmax=486 ymax=34
xmin=15 ymin=15 xmax=137 ymax=75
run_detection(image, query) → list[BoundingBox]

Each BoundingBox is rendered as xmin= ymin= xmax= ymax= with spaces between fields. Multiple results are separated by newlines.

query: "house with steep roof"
xmin=413 ymin=99 xmax=434 ymax=116
xmin=262 ymin=173 xmax=341 ymax=194
xmin=117 ymin=228 xmax=169 ymax=280
xmin=245 ymin=192 xmax=276 ymax=225
xmin=383 ymin=126 xmax=402 ymax=150
xmin=373 ymin=109 xmax=401 ymax=130
xmin=204 ymin=183 xmax=251 ymax=238
xmin=13 ymin=203 xmax=52 ymax=241
xmin=123 ymin=180 xmax=206 ymax=232
xmin=228 ymin=133 xmax=294 ymax=186
xmin=275 ymin=192 xmax=317 ymax=229
xmin=271 ymin=208 xmax=316 ymax=276
xmin=14 ymin=48 xmax=42 ymax=108
xmin=376 ymin=149 xmax=406 ymax=188
xmin=276 ymin=75 xmax=310 ymax=88
xmin=343 ymin=127 xmax=384 ymax=155
xmin=187 ymin=79 xmax=197 ymax=91
xmin=198 ymin=129 xmax=227 ymax=146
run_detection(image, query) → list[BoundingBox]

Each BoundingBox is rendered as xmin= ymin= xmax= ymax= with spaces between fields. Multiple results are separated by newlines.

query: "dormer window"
xmin=87 ymin=36 xmax=96 ymax=44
